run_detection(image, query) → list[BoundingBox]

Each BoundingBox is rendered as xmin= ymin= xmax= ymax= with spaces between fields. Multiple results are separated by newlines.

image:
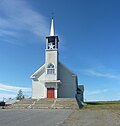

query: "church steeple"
xmin=46 ymin=18 xmax=59 ymax=50
xmin=45 ymin=18 xmax=59 ymax=81
xmin=50 ymin=18 xmax=55 ymax=36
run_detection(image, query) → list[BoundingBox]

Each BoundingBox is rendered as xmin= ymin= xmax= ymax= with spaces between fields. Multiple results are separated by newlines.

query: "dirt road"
xmin=61 ymin=110 xmax=120 ymax=126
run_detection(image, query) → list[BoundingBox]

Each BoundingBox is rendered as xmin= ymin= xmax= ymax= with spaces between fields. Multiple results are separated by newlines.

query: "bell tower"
xmin=46 ymin=18 xmax=59 ymax=50
xmin=45 ymin=18 xmax=59 ymax=81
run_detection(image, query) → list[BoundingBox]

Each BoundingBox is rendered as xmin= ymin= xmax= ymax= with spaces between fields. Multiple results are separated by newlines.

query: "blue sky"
xmin=0 ymin=0 xmax=120 ymax=101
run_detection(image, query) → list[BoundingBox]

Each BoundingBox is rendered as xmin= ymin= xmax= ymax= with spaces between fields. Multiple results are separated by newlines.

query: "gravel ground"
xmin=0 ymin=109 xmax=73 ymax=126
xmin=0 ymin=109 xmax=120 ymax=126
xmin=60 ymin=110 xmax=120 ymax=126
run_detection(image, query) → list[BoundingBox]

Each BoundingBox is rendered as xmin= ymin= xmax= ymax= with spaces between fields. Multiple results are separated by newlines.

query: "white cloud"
xmin=0 ymin=83 xmax=31 ymax=93
xmin=85 ymin=89 xmax=109 ymax=95
xmin=0 ymin=92 xmax=16 ymax=100
xmin=0 ymin=29 xmax=17 ymax=37
xmin=0 ymin=0 xmax=49 ymax=44
xmin=0 ymin=83 xmax=31 ymax=100
xmin=83 ymin=69 xmax=120 ymax=80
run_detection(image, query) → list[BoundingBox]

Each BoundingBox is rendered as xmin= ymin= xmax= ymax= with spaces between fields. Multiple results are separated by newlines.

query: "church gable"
xmin=31 ymin=64 xmax=45 ymax=80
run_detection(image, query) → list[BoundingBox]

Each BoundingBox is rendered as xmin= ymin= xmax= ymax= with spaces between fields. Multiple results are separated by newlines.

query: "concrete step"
xmin=6 ymin=98 xmax=80 ymax=109
xmin=52 ymin=98 xmax=79 ymax=109
xmin=6 ymin=99 xmax=36 ymax=109
xmin=33 ymin=98 xmax=55 ymax=109
xmin=33 ymin=98 xmax=79 ymax=109
xmin=16 ymin=99 xmax=36 ymax=104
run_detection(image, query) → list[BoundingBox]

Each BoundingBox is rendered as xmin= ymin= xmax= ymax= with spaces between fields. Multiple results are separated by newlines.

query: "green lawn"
xmin=83 ymin=101 xmax=120 ymax=110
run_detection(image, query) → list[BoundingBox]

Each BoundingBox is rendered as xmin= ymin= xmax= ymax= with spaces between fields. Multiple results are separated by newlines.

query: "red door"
xmin=47 ymin=88 xmax=54 ymax=98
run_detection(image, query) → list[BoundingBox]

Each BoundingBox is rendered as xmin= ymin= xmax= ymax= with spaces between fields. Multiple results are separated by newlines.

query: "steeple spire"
xmin=50 ymin=18 xmax=55 ymax=36
xmin=46 ymin=17 xmax=59 ymax=50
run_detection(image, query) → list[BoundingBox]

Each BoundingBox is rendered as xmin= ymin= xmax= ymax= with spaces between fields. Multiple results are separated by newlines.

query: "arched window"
xmin=47 ymin=63 xmax=55 ymax=74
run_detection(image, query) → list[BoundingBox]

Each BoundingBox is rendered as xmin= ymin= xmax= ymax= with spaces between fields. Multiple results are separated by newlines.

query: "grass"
xmin=83 ymin=101 xmax=120 ymax=110
xmin=85 ymin=101 xmax=120 ymax=105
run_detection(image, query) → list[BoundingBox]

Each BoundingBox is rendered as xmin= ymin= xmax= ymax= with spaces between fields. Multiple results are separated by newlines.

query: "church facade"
xmin=31 ymin=19 xmax=83 ymax=99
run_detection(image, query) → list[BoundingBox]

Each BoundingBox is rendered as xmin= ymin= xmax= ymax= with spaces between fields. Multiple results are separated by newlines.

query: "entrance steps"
xmin=53 ymin=98 xmax=79 ymax=109
xmin=33 ymin=98 xmax=55 ymax=109
xmin=7 ymin=99 xmax=36 ymax=109
xmin=6 ymin=98 xmax=80 ymax=109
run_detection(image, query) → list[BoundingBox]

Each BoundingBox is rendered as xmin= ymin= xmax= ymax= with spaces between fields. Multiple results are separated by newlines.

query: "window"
xmin=47 ymin=63 xmax=55 ymax=74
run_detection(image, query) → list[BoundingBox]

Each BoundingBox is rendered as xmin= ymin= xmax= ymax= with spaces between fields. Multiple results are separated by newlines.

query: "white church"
xmin=31 ymin=18 xmax=84 ymax=99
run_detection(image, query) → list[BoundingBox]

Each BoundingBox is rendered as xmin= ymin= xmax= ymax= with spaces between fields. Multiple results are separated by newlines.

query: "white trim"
xmin=30 ymin=64 xmax=45 ymax=79
xmin=45 ymin=80 xmax=61 ymax=83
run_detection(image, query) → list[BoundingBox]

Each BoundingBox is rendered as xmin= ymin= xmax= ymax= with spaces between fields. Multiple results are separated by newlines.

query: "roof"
xmin=30 ymin=64 xmax=45 ymax=79
xmin=59 ymin=62 xmax=76 ymax=76
xmin=78 ymin=85 xmax=84 ymax=91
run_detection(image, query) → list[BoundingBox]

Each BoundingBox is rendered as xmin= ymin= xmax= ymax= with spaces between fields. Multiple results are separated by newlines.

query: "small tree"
xmin=16 ymin=89 xmax=24 ymax=100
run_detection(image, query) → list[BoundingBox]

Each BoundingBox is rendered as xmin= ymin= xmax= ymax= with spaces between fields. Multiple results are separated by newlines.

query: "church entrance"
xmin=47 ymin=88 xmax=55 ymax=98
